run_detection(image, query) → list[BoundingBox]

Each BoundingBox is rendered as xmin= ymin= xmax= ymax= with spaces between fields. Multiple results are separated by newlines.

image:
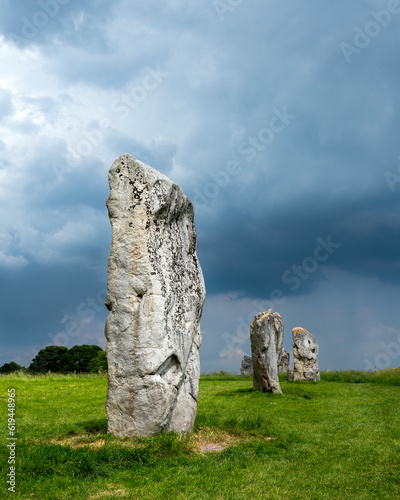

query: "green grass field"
xmin=1 ymin=370 xmax=399 ymax=499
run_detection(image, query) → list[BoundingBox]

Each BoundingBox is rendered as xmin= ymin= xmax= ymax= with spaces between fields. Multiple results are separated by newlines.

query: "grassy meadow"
xmin=0 ymin=370 xmax=399 ymax=499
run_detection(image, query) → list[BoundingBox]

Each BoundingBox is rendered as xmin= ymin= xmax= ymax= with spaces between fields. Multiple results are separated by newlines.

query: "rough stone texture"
xmin=240 ymin=354 xmax=253 ymax=376
xmin=292 ymin=327 xmax=320 ymax=382
xmin=250 ymin=310 xmax=284 ymax=394
xmin=278 ymin=348 xmax=290 ymax=374
xmin=105 ymin=153 xmax=206 ymax=438
xmin=241 ymin=348 xmax=288 ymax=376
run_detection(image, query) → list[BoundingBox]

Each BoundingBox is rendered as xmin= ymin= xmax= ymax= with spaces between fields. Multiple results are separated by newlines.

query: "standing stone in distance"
xmin=292 ymin=327 xmax=320 ymax=381
xmin=250 ymin=310 xmax=284 ymax=394
xmin=240 ymin=354 xmax=253 ymax=376
xmin=105 ymin=154 xmax=206 ymax=438
xmin=278 ymin=348 xmax=290 ymax=374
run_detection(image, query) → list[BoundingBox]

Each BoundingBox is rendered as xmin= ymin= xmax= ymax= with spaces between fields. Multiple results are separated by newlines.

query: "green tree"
xmin=58 ymin=345 xmax=103 ymax=373
xmin=29 ymin=346 xmax=68 ymax=373
xmin=0 ymin=361 xmax=23 ymax=374
xmin=88 ymin=350 xmax=108 ymax=373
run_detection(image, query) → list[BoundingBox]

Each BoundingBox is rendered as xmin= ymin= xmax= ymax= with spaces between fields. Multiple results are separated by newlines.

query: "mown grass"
xmin=0 ymin=370 xmax=399 ymax=499
xmin=320 ymin=368 xmax=400 ymax=385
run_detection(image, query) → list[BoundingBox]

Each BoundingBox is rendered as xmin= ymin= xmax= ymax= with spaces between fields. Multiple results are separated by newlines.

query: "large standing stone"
xmin=292 ymin=327 xmax=320 ymax=381
xmin=250 ymin=310 xmax=284 ymax=394
xmin=105 ymin=154 xmax=206 ymax=438
xmin=240 ymin=354 xmax=253 ymax=376
xmin=278 ymin=348 xmax=290 ymax=374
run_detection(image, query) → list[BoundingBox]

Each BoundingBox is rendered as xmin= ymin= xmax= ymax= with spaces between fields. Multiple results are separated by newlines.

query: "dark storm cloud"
xmin=0 ymin=0 xmax=116 ymax=47
xmin=196 ymin=183 xmax=400 ymax=299
xmin=0 ymin=0 xmax=399 ymax=371
xmin=101 ymin=134 xmax=178 ymax=177
xmin=0 ymin=260 xmax=108 ymax=366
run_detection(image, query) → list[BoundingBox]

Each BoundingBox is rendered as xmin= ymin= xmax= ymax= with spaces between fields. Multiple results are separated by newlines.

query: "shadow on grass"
xmin=283 ymin=390 xmax=318 ymax=400
xmin=82 ymin=419 xmax=107 ymax=433
xmin=20 ymin=433 xmax=197 ymax=479
xmin=216 ymin=388 xmax=287 ymax=398
xmin=215 ymin=388 xmax=254 ymax=396
xmin=65 ymin=418 xmax=107 ymax=436
xmin=215 ymin=385 xmax=320 ymax=401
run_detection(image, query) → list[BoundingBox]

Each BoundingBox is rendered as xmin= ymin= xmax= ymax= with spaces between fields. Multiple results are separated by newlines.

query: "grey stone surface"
xmin=105 ymin=154 xmax=206 ymax=438
xmin=250 ymin=310 xmax=284 ymax=394
xmin=240 ymin=354 xmax=253 ymax=376
xmin=287 ymin=365 xmax=293 ymax=381
xmin=292 ymin=327 xmax=320 ymax=382
xmin=278 ymin=348 xmax=290 ymax=374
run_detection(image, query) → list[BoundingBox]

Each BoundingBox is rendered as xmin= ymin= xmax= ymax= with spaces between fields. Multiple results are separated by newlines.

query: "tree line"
xmin=0 ymin=345 xmax=107 ymax=374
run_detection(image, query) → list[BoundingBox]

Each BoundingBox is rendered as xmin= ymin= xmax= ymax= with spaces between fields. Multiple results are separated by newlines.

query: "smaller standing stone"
xmin=240 ymin=354 xmax=253 ymax=376
xmin=278 ymin=348 xmax=290 ymax=374
xmin=287 ymin=366 xmax=292 ymax=381
xmin=250 ymin=310 xmax=284 ymax=394
xmin=292 ymin=327 xmax=320 ymax=382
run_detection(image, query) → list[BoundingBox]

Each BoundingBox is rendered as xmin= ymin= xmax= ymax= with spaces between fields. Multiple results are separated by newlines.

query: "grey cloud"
xmin=1 ymin=0 xmax=116 ymax=48
xmin=0 ymin=0 xmax=399 ymax=372
xmin=0 ymin=88 xmax=14 ymax=120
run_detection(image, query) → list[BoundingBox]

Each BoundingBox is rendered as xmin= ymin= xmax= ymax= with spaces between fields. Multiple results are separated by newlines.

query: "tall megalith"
xmin=250 ymin=310 xmax=284 ymax=394
xmin=292 ymin=327 xmax=320 ymax=381
xmin=105 ymin=154 xmax=206 ymax=438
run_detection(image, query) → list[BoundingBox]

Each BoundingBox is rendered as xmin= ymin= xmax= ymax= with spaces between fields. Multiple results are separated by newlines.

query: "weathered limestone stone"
xmin=243 ymin=347 xmax=287 ymax=376
xmin=250 ymin=310 xmax=284 ymax=394
xmin=287 ymin=366 xmax=293 ymax=381
xmin=240 ymin=354 xmax=253 ymax=376
xmin=292 ymin=327 xmax=320 ymax=382
xmin=105 ymin=154 xmax=206 ymax=438
xmin=278 ymin=348 xmax=290 ymax=374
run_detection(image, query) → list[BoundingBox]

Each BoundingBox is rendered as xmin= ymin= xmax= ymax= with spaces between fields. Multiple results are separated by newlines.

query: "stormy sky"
xmin=1 ymin=0 xmax=400 ymax=373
